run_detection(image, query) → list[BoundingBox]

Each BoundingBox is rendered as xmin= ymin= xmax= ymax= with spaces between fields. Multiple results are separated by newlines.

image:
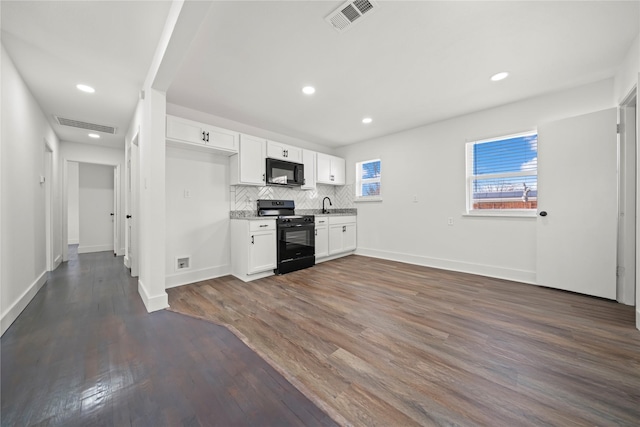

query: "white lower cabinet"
xmin=314 ymin=217 xmax=329 ymax=258
xmin=317 ymin=216 xmax=357 ymax=259
xmin=231 ymin=219 xmax=276 ymax=281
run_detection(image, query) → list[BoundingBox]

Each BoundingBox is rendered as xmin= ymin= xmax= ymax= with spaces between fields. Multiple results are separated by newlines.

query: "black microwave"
xmin=265 ymin=158 xmax=305 ymax=186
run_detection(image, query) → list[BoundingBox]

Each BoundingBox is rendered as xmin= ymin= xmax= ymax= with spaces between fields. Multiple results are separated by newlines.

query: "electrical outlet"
xmin=447 ymin=217 xmax=454 ymax=226
xmin=412 ymin=195 xmax=418 ymax=203
xmin=184 ymin=189 xmax=191 ymax=198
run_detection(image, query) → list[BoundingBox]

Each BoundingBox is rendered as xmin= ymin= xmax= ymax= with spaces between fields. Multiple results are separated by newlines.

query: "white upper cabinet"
xmin=316 ymin=153 xmax=345 ymax=185
xmin=266 ymin=140 xmax=302 ymax=163
xmin=230 ymin=134 xmax=266 ymax=186
xmin=166 ymin=115 xmax=238 ymax=155
xmin=301 ymin=149 xmax=316 ymax=190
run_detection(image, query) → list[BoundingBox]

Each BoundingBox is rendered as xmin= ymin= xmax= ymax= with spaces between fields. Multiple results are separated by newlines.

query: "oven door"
xmin=278 ymin=223 xmax=315 ymax=262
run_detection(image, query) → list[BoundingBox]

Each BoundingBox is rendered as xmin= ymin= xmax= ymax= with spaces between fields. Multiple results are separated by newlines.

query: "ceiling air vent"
xmin=54 ymin=116 xmax=117 ymax=134
xmin=325 ymin=0 xmax=379 ymax=33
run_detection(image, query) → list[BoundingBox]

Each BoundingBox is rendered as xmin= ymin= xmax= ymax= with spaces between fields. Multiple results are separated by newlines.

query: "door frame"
xmin=44 ymin=139 xmax=55 ymax=271
xmin=125 ymin=131 xmax=140 ymax=277
xmin=618 ymin=87 xmax=637 ymax=306
xmin=62 ymin=159 xmax=120 ymax=261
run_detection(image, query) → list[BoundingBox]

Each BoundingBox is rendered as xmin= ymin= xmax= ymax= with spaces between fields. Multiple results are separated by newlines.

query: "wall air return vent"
xmin=54 ymin=116 xmax=117 ymax=134
xmin=325 ymin=0 xmax=379 ymax=33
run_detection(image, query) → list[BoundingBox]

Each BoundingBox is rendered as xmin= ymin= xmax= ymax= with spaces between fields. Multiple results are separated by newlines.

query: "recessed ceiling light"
xmin=490 ymin=72 xmax=509 ymax=82
xmin=76 ymin=84 xmax=95 ymax=93
xmin=88 ymin=133 xmax=100 ymax=139
xmin=302 ymin=86 xmax=316 ymax=95
xmin=362 ymin=117 xmax=373 ymax=124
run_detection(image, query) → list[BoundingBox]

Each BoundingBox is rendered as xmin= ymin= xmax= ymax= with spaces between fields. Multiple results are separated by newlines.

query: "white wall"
xmin=165 ymin=147 xmax=231 ymax=287
xmin=78 ymin=163 xmax=114 ymax=253
xmin=335 ymin=79 xmax=615 ymax=284
xmin=614 ymin=34 xmax=639 ymax=103
xmin=67 ymin=162 xmax=80 ymax=244
xmin=60 ymin=141 xmax=125 ymax=259
xmin=1 ymin=45 xmax=61 ymax=336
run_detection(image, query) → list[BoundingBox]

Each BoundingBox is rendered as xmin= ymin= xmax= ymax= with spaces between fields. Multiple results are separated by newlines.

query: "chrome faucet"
xmin=322 ymin=196 xmax=332 ymax=214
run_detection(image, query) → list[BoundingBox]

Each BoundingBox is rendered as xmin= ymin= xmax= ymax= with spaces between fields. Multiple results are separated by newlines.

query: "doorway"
xmin=66 ymin=161 xmax=118 ymax=255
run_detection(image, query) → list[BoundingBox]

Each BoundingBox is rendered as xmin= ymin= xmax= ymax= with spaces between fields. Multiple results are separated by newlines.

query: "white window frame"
xmin=465 ymin=131 xmax=537 ymax=217
xmin=355 ymin=158 xmax=382 ymax=202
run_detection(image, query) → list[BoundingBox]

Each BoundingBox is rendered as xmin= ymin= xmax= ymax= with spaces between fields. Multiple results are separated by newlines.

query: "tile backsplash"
xmin=230 ymin=184 xmax=355 ymax=212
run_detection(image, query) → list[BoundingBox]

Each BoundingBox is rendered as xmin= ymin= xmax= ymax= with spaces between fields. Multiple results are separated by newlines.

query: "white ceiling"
xmin=1 ymin=1 xmax=172 ymax=149
xmin=1 ymin=1 xmax=638 ymax=150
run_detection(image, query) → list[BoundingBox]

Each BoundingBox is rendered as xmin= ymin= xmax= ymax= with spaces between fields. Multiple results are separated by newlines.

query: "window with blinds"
xmin=466 ymin=131 xmax=537 ymax=212
xmin=355 ymin=159 xmax=381 ymax=200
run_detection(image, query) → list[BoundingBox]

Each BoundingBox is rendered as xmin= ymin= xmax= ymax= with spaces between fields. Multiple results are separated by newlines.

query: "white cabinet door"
xmin=315 ymin=218 xmax=328 ymax=258
xmin=317 ymin=153 xmax=332 ymax=183
xmin=302 ymin=149 xmax=316 ymax=190
xmin=316 ymin=153 xmax=345 ymax=185
xmin=332 ymin=156 xmax=345 ymax=185
xmin=328 ymin=224 xmax=344 ymax=256
xmin=166 ymin=115 xmax=206 ymax=145
xmin=343 ymin=223 xmax=357 ymax=252
xmin=536 ymin=108 xmax=618 ymax=299
xmin=248 ymin=230 xmax=276 ymax=274
xmin=231 ymin=134 xmax=266 ymax=186
xmin=266 ymin=141 xmax=302 ymax=162
xmin=166 ymin=115 xmax=238 ymax=154
xmin=205 ymin=126 xmax=237 ymax=152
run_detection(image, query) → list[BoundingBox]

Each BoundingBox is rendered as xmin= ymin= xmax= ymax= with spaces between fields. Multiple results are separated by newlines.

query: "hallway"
xmin=1 ymin=247 xmax=336 ymax=426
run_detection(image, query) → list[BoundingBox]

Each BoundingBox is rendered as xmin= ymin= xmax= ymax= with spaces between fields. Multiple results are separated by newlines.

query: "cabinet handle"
xmin=259 ymin=224 xmax=268 ymax=228
xmin=315 ymin=229 xmax=317 ymax=236
xmin=262 ymin=173 xmax=265 ymax=181
xmin=343 ymin=226 xmax=346 ymax=232
xmin=202 ymin=131 xmax=206 ymax=142
xmin=206 ymin=132 xmax=210 ymax=142
xmin=251 ymin=235 xmax=254 ymax=244
xmin=330 ymin=175 xmax=335 ymax=181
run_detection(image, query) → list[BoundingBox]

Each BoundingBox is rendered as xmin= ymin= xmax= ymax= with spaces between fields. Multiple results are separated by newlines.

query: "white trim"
xmin=636 ymin=309 xmax=640 ymax=331
xmin=124 ymin=256 xmax=131 ymax=268
xmin=53 ymin=255 xmax=62 ymax=270
xmin=165 ymin=264 xmax=231 ymax=289
xmin=137 ymin=279 xmax=169 ymax=312
xmin=463 ymin=211 xmax=536 ymax=218
xmin=354 ymin=197 xmax=382 ymax=203
xmin=118 ymin=247 xmax=126 ymax=257
xmin=1 ymin=271 xmax=47 ymax=336
xmin=315 ymin=252 xmax=355 ymax=263
xmin=68 ymin=238 xmax=80 ymax=244
xmin=355 ymin=247 xmax=537 ymax=285
xmin=77 ymin=244 xmax=113 ymax=254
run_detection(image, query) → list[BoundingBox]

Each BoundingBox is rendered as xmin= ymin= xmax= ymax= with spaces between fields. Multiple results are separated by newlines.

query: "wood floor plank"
xmin=168 ymin=254 xmax=640 ymax=427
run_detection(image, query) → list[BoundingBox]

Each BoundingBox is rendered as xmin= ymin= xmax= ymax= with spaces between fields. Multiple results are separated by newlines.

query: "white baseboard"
xmin=124 ymin=256 xmax=131 ymax=268
xmin=77 ymin=244 xmax=113 ymax=254
xmin=52 ymin=255 xmax=62 ymax=271
xmin=137 ymin=279 xmax=168 ymax=313
xmin=636 ymin=309 xmax=640 ymax=331
xmin=316 ymin=251 xmax=355 ymax=264
xmin=165 ymin=264 xmax=230 ymax=289
xmin=68 ymin=238 xmax=79 ymax=244
xmin=117 ymin=247 xmax=125 ymax=257
xmin=1 ymin=271 xmax=47 ymax=336
xmin=355 ymin=247 xmax=537 ymax=285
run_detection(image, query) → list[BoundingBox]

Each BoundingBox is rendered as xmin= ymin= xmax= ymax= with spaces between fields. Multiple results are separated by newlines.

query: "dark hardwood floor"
xmin=168 ymin=255 xmax=640 ymax=427
xmin=1 ymin=246 xmax=337 ymax=427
